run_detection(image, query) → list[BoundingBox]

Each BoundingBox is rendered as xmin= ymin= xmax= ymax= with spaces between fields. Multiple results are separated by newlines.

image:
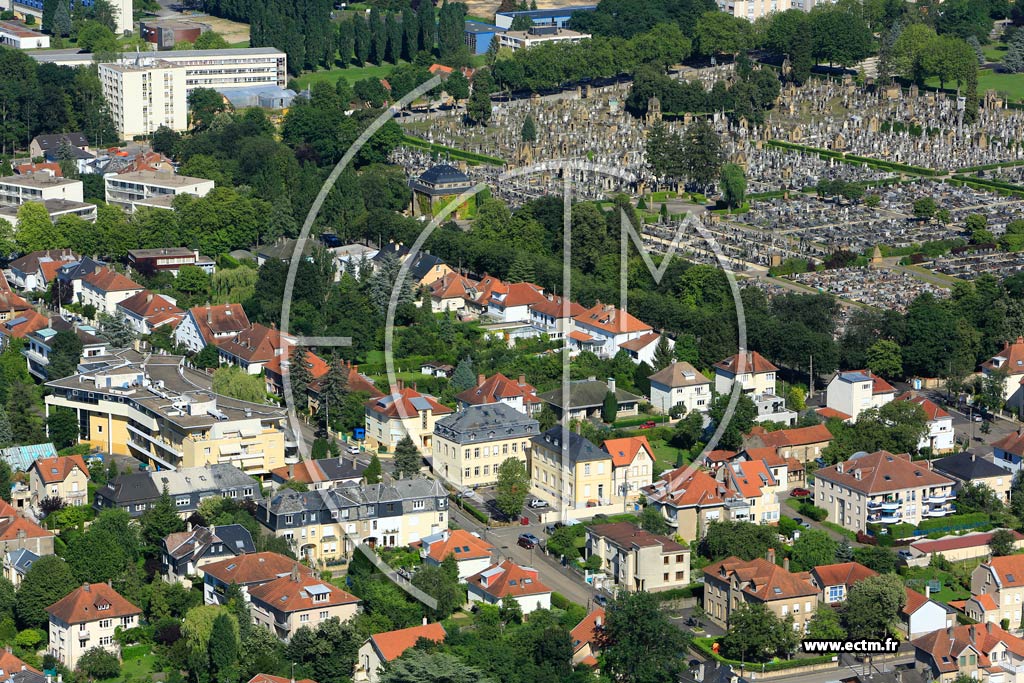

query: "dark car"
xmin=594 ymin=593 xmax=609 ymax=607
xmin=518 ymin=533 xmax=541 ymax=549
xmin=544 ymin=522 xmax=564 ymax=535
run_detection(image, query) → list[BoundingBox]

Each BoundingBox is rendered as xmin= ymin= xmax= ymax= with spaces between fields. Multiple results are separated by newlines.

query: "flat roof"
xmin=465 ymin=20 xmax=504 ymax=33
xmin=0 ymin=174 xmax=81 ymax=189
xmin=496 ymin=5 xmax=596 ymax=18
xmin=31 ymin=46 xmax=285 ymax=65
xmin=501 ymin=28 xmax=589 ymax=39
xmin=129 ymin=247 xmax=195 ymax=258
xmin=107 ymin=170 xmax=213 ymax=188
xmin=0 ymin=20 xmax=46 ymax=38
xmin=0 ymin=199 xmax=94 ymax=218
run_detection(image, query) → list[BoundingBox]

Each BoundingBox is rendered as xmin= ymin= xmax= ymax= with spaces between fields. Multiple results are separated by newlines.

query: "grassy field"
xmin=98 ymin=651 xmax=158 ymax=683
xmin=295 ymin=63 xmax=396 ymax=89
xmin=646 ymin=437 xmax=685 ymax=470
xmin=925 ymin=68 xmax=1024 ymax=103
xmin=984 ymin=42 xmax=1008 ymax=62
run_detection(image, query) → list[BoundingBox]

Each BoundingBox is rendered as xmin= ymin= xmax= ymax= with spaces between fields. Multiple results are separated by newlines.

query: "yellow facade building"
xmin=432 ymin=402 xmax=539 ymax=489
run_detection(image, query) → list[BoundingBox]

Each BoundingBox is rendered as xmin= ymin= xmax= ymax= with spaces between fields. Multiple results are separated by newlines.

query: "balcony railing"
xmin=922 ymin=505 xmax=955 ymax=518
xmin=924 ymin=492 xmax=953 ymax=504
xmin=867 ymin=511 xmax=902 ymax=524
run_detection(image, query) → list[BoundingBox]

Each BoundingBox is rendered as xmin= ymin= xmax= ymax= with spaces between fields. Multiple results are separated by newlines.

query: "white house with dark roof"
xmin=825 ymin=370 xmax=896 ymax=422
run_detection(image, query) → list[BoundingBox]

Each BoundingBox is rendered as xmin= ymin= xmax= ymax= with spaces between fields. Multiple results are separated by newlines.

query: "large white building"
xmin=0 ymin=175 xmax=83 ymax=206
xmin=0 ymin=20 xmax=48 ymax=49
xmin=39 ymin=48 xmax=288 ymax=138
xmin=496 ymin=26 xmax=590 ymax=51
xmin=104 ymin=170 xmax=215 ymax=210
xmin=717 ymin=0 xmax=791 ymax=20
xmin=5 ymin=0 xmax=132 ymax=35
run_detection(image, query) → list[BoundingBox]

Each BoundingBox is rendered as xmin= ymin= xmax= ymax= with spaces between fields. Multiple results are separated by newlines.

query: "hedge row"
xmin=764 ymin=140 xmax=941 ymax=176
xmin=652 ymin=582 xmax=704 ymax=602
xmin=692 ymin=638 xmax=837 ymax=670
xmin=402 ymin=135 xmax=506 ymax=166
xmin=451 ymin=495 xmax=489 ymax=524
xmin=956 ymin=160 xmax=1024 ymax=173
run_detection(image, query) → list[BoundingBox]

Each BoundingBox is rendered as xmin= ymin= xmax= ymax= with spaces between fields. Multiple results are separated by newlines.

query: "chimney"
xmin=290 ymin=563 xmax=301 ymax=582
xmin=972 ymin=453 xmax=976 ymax=462
xmin=607 ymin=377 xmax=616 ymax=394
xmin=767 ymin=548 xmax=776 ymax=565
xmin=783 ymin=557 xmax=790 ymax=571
xmin=422 ymin=616 xmax=428 ymax=626
xmin=478 ymin=373 xmax=485 ymax=387
xmin=397 ymin=378 xmax=404 ymax=391
xmin=146 ymin=293 xmax=153 ymax=304
xmin=288 ymin=464 xmax=294 ymax=479
xmin=925 ymin=584 xmax=930 ymax=599
xmin=595 ymin=615 xmax=603 ymax=627
xmin=206 ymin=303 xmax=211 ymax=324
xmin=82 ymin=582 xmax=90 ymax=591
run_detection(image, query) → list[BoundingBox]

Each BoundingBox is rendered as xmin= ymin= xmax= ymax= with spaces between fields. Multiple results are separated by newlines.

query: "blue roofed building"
xmin=494 ymin=4 xmax=596 ymax=29
xmin=0 ymin=443 xmax=56 ymax=473
xmin=464 ymin=20 xmax=506 ymax=54
xmin=2 ymin=548 xmax=38 ymax=587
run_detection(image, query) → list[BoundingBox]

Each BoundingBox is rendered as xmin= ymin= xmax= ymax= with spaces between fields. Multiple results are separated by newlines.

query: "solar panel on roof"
xmin=409 ymin=397 xmax=431 ymax=411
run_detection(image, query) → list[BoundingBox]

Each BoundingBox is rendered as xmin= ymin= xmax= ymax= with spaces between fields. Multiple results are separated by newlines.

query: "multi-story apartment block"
xmin=46 ymin=582 xmax=142 ymax=670
xmin=529 ymin=426 xmax=630 ymax=512
xmin=45 ymin=351 xmax=289 ymax=477
xmin=98 ymin=60 xmax=188 ymax=139
xmin=813 ymin=451 xmax=956 ymax=532
xmin=713 ymin=351 xmax=777 ymax=396
xmin=648 ymin=362 xmax=712 ymax=415
xmin=10 ymin=0 xmax=132 ymax=35
xmin=256 ymin=480 xmax=448 ymax=563
xmin=0 ymin=175 xmax=82 ymax=206
xmin=717 ymin=0 xmax=792 ymax=20
xmin=27 ymin=455 xmax=89 ymax=508
xmin=585 ymin=522 xmax=690 ymax=593
xmin=432 ymin=402 xmax=539 ymax=489
xmin=703 ymin=552 xmax=818 ymax=632
xmin=972 ymin=555 xmax=1024 ymax=628
xmin=104 ymin=170 xmax=214 ymax=211
xmin=643 ymin=468 xmax=757 ymax=543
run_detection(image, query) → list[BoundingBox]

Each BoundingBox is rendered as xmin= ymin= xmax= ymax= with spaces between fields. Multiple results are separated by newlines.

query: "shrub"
xmin=798 ymin=502 xmax=827 ymax=521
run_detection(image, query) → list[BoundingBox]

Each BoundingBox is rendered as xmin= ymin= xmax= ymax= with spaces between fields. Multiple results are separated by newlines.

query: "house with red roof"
xmin=27 ymin=455 xmax=89 ymax=508
xmin=642 ymin=469 xmax=737 ymax=542
xmin=248 ymin=565 xmax=360 ymax=640
xmin=455 ymin=372 xmax=541 ymax=415
xmin=466 ymin=559 xmax=551 ymax=614
xmin=601 ymin=436 xmax=655 ymax=505
xmin=202 ymin=551 xmax=316 ymax=605
xmin=116 ymin=290 xmax=183 ymax=335
xmin=46 ymin=582 xmax=142 ymax=669
xmin=971 ymin=555 xmax=1024 ymax=628
xmin=911 ymin=622 xmax=1024 ymax=683
xmin=364 ymin=380 xmax=452 ymax=451
xmin=0 ymin=498 xmax=54 ymax=557
xmin=79 ymin=267 xmax=144 ymax=316
xmin=718 ymin=458 xmax=785 ymax=525
xmin=6 ymin=249 xmax=78 ymax=292
xmin=983 ymin=336 xmax=1024 ymax=415
xmin=173 ymin=303 xmax=250 ymax=353
xmin=355 ymin=623 xmax=446 ymax=683
xmin=896 ymin=392 xmax=955 ymax=453
xmin=744 ymin=423 xmax=833 ymax=464
xmin=825 ymin=369 xmax=896 ymax=422
xmin=570 ymin=608 xmax=605 ymax=667
xmin=703 ymin=552 xmax=818 ymax=631
xmin=249 ymin=675 xmax=317 ymax=683
xmin=713 ymin=351 xmax=778 ymax=396
xmin=962 ymin=593 xmax=1000 ymax=625
xmin=585 ymin=522 xmax=689 ymax=592
xmin=0 ymin=649 xmax=40 ymax=681
xmin=417 ymin=528 xmax=494 ymax=579
xmin=912 ymin=530 xmax=1024 ymax=564
xmin=486 ymin=281 xmax=546 ymax=322
xmin=218 ymin=323 xmax=295 ymax=375
xmin=263 ymin=349 xmax=330 ymax=401
xmin=529 ymin=295 xmax=586 ymax=340
xmin=429 ymin=272 xmax=478 ymax=313
xmin=571 ymin=302 xmax=653 ymax=359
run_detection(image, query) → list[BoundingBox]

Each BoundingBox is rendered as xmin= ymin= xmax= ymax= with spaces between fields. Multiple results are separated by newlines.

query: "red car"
xmin=639 ymin=420 xmax=657 ymax=429
xmin=790 ymin=488 xmax=811 ymax=499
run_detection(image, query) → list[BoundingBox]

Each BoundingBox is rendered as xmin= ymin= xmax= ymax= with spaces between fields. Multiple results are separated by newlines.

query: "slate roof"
xmin=532 ymin=426 xmax=608 ymax=465
xmin=417 ymin=164 xmax=470 ymax=186
xmin=163 ymin=524 xmax=255 ymax=561
xmin=538 ymin=379 xmax=642 ymax=410
xmin=32 ymin=133 xmax=88 ymax=152
xmin=4 ymin=549 xmax=38 ymax=578
xmin=932 ymin=452 xmax=1008 ymax=481
xmin=94 ymin=472 xmax=159 ymax=505
xmin=433 ymin=402 xmax=539 ymax=445
xmin=587 ymin=522 xmax=685 ymax=552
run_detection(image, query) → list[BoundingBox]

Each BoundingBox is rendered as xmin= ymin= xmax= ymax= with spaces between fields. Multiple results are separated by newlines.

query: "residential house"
xmin=486 ymin=282 xmax=546 ymax=323
xmin=355 ymin=623 xmax=446 ymax=683
xmin=54 ymin=257 xmax=104 ymax=308
xmin=264 ymin=350 xmax=330 ymax=400
xmin=429 ymin=272 xmax=478 ymax=313
xmin=529 ymin=427 xmax=616 ymax=511
xmin=964 ymin=594 xmax=1000 ymax=625
xmin=455 ymin=372 xmax=542 ymax=416
xmin=0 ymin=310 xmax=49 ymax=350
xmin=825 ymin=370 xmax=896 ymax=422
xmin=24 ymin=319 xmax=110 ymax=381
xmin=812 ymin=451 xmax=956 ymax=531
xmin=739 ymin=447 xmax=805 ymax=484
xmin=601 ymin=436 xmax=655 ymax=506
xmin=910 ymin=530 xmax=1024 ymax=564
xmin=896 ymin=393 xmax=955 ymax=453
xmin=407 ymin=252 xmax=452 ymax=289
xmin=46 ymin=582 xmax=142 ymax=670
xmin=6 ymin=250 xmax=78 ymax=292
xmin=417 ymin=529 xmax=495 ymax=580
xmin=173 ymin=303 xmax=251 ymax=353
xmin=269 ymin=457 xmax=367 ymax=492
xmin=161 ymin=524 xmax=256 ymax=583
xmin=432 ymin=402 xmax=539 ymax=489
xmin=419 ymin=362 xmax=454 ymax=378
xmin=248 ymin=565 xmax=360 ymax=640
xmin=971 ymin=555 xmax=1024 ymax=627
xmin=364 ymin=382 xmax=452 ymax=451
xmin=27 ymin=455 xmax=89 ymax=508
xmin=983 ymin=337 xmax=1024 ymax=414
xmin=932 ymin=452 xmax=1012 ymax=505
xmin=95 ymin=464 xmax=262 ymax=519
xmin=528 ymin=296 xmax=585 ymax=341
xmin=30 ymin=133 xmax=89 ymax=160
xmin=648 ymin=362 xmax=712 ymax=415
xmin=127 ymin=248 xmax=214 ymax=277
xmin=751 ymin=392 xmax=798 ymax=426
xmin=256 ymin=239 xmax=315 ymax=266
xmin=255 ymin=480 xmax=449 ymax=563
xmin=218 ymin=324 xmax=295 ymax=375
xmin=620 ymin=332 xmax=670 ymax=366
xmin=79 ymin=267 xmax=144 ymax=316
xmin=46 ymin=351 xmax=288 ymax=477
xmin=466 ymin=560 xmax=552 ymax=614
xmin=713 ymin=351 xmax=777 ymax=396
xmin=0 ymin=650 xmax=40 ymax=683
xmin=903 ymin=588 xmax=957 ymax=639
xmin=717 ymin=458 xmax=785 ymax=525
xmin=116 ymin=290 xmax=183 ymax=336
xmin=306 ymin=360 xmax=383 ymax=414
xmin=810 ymin=561 xmax=877 ymax=605
xmin=538 ymin=378 xmax=641 ymax=422
xmin=202 ymin=551 xmax=315 ymax=605
xmin=571 ymin=302 xmax=653 ymax=359
xmin=912 ymin=622 xmax=1024 ymax=683
xmin=744 ymin=424 xmax=832 ymax=465
xmin=2 ymin=548 xmax=37 ymax=587
xmin=991 ymin=430 xmax=1024 ymax=474
xmin=642 ymin=469 xmax=735 ymax=543
xmin=703 ymin=552 xmax=819 ymax=631
xmin=0 ymin=499 xmax=54 ymax=556
xmin=570 ymin=609 xmax=605 ymax=667
xmin=585 ymin=522 xmax=690 ymax=593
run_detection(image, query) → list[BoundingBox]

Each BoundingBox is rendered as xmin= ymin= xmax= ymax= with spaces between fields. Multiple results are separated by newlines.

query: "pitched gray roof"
xmin=434 ymin=403 xmax=539 ymax=445
xmin=538 ymin=380 xmax=642 ymax=410
xmin=931 ymin=452 xmax=1007 ymax=481
xmin=531 ymin=426 xmax=607 ymax=465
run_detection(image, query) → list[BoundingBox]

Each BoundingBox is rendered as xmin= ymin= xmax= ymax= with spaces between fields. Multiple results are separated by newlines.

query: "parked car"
xmin=518 ymin=533 xmax=541 ymax=549
xmin=639 ymin=420 xmax=657 ymax=429
xmin=897 ymin=549 xmax=914 ymax=560
xmin=792 ymin=517 xmax=809 ymax=528
xmin=594 ymin=593 xmax=609 ymax=607
xmin=790 ymin=488 xmax=811 ymax=498
xmin=346 ymin=445 xmax=360 ymax=455
xmin=529 ymin=498 xmax=549 ymax=509
xmin=544 ymin=522 xmax=564 ymax=535
xmin=973 ymin=413 xmax=984 ymax=422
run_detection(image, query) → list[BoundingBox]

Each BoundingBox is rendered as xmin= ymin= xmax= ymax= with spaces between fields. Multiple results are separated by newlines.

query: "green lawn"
xmin=925 ymin=69 xmax=1024 ymax=103
xmin=984 ymin=42 xmax=1008 ymax=62
xmin=295 ymin=63 xmax=397 ymax=89
xmin=646 ymin=438 xmax=686 ymax=470
xmin=98 ymin=652 xmax=158 ymax=683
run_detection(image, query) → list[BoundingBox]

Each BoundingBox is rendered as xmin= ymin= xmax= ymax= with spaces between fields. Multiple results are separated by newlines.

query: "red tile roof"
xmin=713 ymin=351 xmax=777 ymax=376
xmin=0 ymin=515 xmax=53 ymax=543
xmin=646 ymin=469 xmax=731 ymax=508
xmin=971 ymin=594 xmax=998 ymax=611
xmin=219 ymin=323 xmax=291 ymax=364
xmin=0 ymin=650 xmax=40 ymax=676
xmin=529 ymin=296 xmax=585 ymax=319
xmin=248 ymin=674 xmax=317 ymax=683
xmin=369 ymin=623 xmax=446 ymax=663
xmin=265 ymin=350 xmax=330 ymax=383
xmin=30 ymin=455 xmax=88 ymax=484
xmin=187 ymin=303 xmax=250 ymax=345
xmin=704 ymin=556 xmax=817 ymax=601
xmin=467 ymin=560 xmax=551 ymax=599
xmin=492 ymin=282 xmax=545 ymax=308
xmin=748 ymin=424 xmax=832 ymax=448
xmin=455 ymin=372 xmax=540 ymax=407
xmin=912 ymin=622 xmax=1024 ymax=673
xmin=903 ymin=587 xmax=931 ymax=616
xmin=723 ymin=459 xmax=776 ymax=498
xmin=602 ymin=436 xmax=655 ymax=468
xmin=430 ymin=272 xmax=477 ymax=301
xmin=202 ymin=552 xmax=315 ymax=586
xmin=83 ymin=267 xmax=143 ymax=293
xmin=0 ymin=310 xmax=49 ymax=339
xmin=811 ymin=562 xmax=876 ymax=590
xmin=570 ymin=608 xmax=605 ymax=655
xmin=912 ymin=530 xmax=1023 ymax=555
xmin=816 ymin=407 xmax=852 ymax=421
xmin=814 ymin=451 xmax=954 ymax=495
xmin=574 ymin=302 xmax=651 ymax=335
xmin=619 ymin=332 xmax=661 ymax=352
xmin=117 ymin=290 xmax=182 ymax=320
xmin=587 ymin=522 xmax=686 ymax=552
xmin=366 ymin=386 xmax=452 ymax=419
xmin=984 ymin=337 xmax=1024 ymax=376
xmin=895 ymin=392 xmax=951 ymax=421
xmin=46 ymin=582 xmax=141 ymax=625
xmin=979 ymin=554 xmax=1024 ymax=588
xmin=248 ymin=569 xmax=359 ymax=614
xmin=421 ymin=529 xmax=494 ymax=563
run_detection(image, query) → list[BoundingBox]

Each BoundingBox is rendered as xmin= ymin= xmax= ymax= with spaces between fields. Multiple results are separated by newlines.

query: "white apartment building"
xmin=46 ymin=582 xmax=142 ymax=670
xmin=99 ymin=60 xmax=188 ymax=138
xmin=104 ymin=170 xmax=215 ymax=210
xmin=496 ymin=26 xmax=590 ymax=50
xmin=0 ymin=20 xmax=48 ymax=49
xmin=6 ymin=0 xmax=132 ymax=35
xmin=0 ymin=175 xmax=83 ymax=206
xmin=717 ymin=0 xmax=792 ymax=20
